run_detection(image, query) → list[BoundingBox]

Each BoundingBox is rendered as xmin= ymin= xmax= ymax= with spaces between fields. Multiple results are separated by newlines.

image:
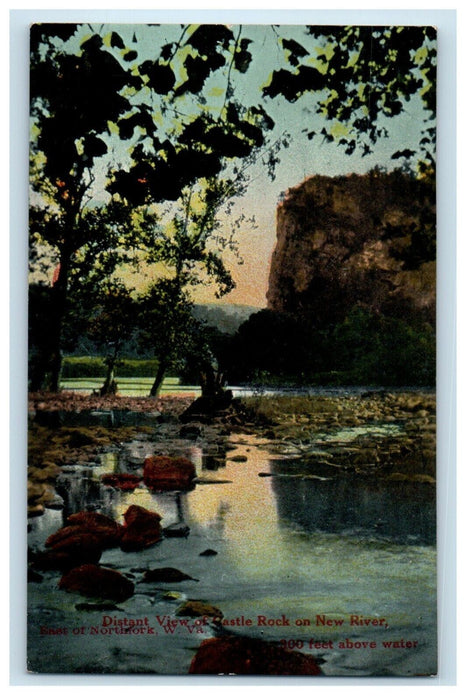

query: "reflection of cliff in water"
xmin=269 ymin=460 xmax=436 ymax=546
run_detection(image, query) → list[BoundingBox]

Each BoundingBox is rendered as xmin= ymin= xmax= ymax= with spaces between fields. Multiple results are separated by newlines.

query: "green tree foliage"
xmin=137 ymin=280 xmax=201 ymax=397
xmin=331 ymin=306 xmax=435 ymax=386
xmin=132 ymin=175 xmax=261 ymax=395
xmin=224 ymin=305 xmax=435 ymax=387
xmin=28 ymin=282 xmax=57 ymax=391
xmin=87 ymin=283 xmax=137 ymax=395
xmin=107 ymin=24 xmax=276 ymax=206
xmin=223 ymin=309 xmax=313 ymax=383
xmin=103 ymin=25 xmax=280 ymax=398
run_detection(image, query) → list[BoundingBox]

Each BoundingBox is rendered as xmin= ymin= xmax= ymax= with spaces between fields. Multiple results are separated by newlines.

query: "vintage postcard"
xmin=27 ymin=22 xmax=437 ymax=676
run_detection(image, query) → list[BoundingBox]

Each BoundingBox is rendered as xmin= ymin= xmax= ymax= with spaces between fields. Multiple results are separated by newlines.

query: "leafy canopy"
xmin=263 ymin=25 xmax=436 ymax=172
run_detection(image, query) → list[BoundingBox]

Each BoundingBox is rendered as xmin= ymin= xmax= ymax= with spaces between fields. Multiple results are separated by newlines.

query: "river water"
xmin=27 ymin=424 xmax=437 ymax=677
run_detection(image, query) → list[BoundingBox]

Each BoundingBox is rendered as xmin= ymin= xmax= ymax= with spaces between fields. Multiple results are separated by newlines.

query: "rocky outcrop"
xmin=267 ymin=171 xmax=435 ymax=327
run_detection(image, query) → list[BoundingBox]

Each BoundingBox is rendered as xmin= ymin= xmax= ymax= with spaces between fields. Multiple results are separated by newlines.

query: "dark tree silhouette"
xmin=29 ymin=23 xmax=276 ymax=392
xmin=264 ymin=25 xmax=436 ymax=173
xmin=29 ymin=25 xmax=141 ymax=390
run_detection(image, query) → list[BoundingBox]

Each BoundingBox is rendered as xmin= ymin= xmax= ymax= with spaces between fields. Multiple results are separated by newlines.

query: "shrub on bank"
xmin=221 ymin=306 xmax=435 ymax=388
xmin=62 ymin=356 xmax=159 ymax=378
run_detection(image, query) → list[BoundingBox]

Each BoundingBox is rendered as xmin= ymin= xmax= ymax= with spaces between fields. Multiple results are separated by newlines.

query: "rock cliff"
xmin=266 ymin=171 xmax=435 ymax=327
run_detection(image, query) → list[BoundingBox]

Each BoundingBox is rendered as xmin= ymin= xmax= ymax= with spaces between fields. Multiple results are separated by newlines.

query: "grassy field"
xmin=60 ymin=356 xmax=201 ymax=396
xmin=60 ymin=376 xmax=200 ymax=397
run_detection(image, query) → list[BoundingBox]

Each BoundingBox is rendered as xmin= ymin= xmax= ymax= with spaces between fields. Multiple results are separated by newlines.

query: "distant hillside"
xmin=193 ymin=303 xmax=260 ymax=335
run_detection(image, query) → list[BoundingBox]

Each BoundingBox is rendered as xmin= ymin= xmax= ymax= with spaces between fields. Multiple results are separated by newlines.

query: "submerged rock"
xmin=179 ymin=424 xmax=203 ymax=439
xmin=120 ymin=504 xmax=162 ymax=552
xmin=142 ymin=567 xmax=197 ymax=583
xmin=28 ymin=504 xmax=45 ymax=518
xmin=75 ymin=602 xmax=123 ymax=612
xmin=199 ymin=549 xmax=217 ymax=557
xmin=43 ymin=493 xmax=65 ymax=510
xmin=59 ymin=564 xmax=135 ymax=602
xmin=162 ymin=591 xmax=183 ymax=600
xmin=189 ymin=636 xmax=322 ymax=675
xmin=176 ymin=600 xmax=223 ymax=618
xmin=193 ymin=477 xmax=232 ymax=484
xmin=143 ymin=455 xmax=196 ymax=490
xmin=163 ymin=522 xmax=190 ymax=538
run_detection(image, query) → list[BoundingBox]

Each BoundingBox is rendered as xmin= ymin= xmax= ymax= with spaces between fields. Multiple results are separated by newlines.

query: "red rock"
xmin=59 ymin=564 xmax=134 ymax=602
xmin=101 ymin=473 xmax=142 ymax=491
xmin=44 ymin=533 xmax=102 ymax=567
xmin=143 ymin=455 xmax=196 ymax=490
xmin=46 ymin=525 xmax=81 ymax=548
xmin=120 ymin=505 xmax=162 ymax=552
xmin=46 ymin=523 xmax=121 ymax=550
xmin=67 ymin=511 xmax=121 ymax=530
xmin=189 ymin=636 xmax=322 ymax=676
xmin=64 ymin=511 xmax=124 ymax=548
xmin=30 ymin=549 xmax=80 ymax=572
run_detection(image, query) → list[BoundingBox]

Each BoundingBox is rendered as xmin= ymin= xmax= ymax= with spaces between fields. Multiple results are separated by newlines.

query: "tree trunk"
xmin=47 ymin=249 xmax=71 ymax=392
xmin=150 ymin=360 xmax=167 ymax=398
xmin=200 ymin=361 xmax=226 ymax=399
xmin=100 ymin=357 xmax=117 ymax=396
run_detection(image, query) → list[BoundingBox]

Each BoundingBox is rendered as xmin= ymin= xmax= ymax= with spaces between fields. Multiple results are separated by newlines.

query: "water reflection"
xmin=28 ymin=425 xmax=438 ymax=676
xmin=33 ymin=409 xmax=161 ymax=429
xmin=270 ymin=462 xmax=436 ymax=545
xmin=52 ymin=437 xmax=436 ymax=548
xmin=55 ymin=467 xmax=112 ymax=519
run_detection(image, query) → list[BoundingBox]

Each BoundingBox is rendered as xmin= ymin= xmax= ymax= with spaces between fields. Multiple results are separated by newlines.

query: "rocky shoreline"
xmin=28 ymin=389 xmax=436 ymax=518
xmin=241 ymin=390 xmax=436 ymax=483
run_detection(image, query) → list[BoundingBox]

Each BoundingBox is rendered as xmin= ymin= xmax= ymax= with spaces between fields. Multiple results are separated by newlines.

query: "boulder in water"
xmin=143 ymin=455 xmax=196 ymax=490
xmin=189 ymin=636 xmax=322 ymax=675
xmin=59 ymin=564 xmax=135 ymax=602
xmin=163 ymin=522 xmax=190 ymax=538
xmin=47 ymin=512 xmax=124 ymax=550
xmin=120 ymin=504 xmax=162 ymax=552
xmin=41 ymin=532 xmax=102 ymax=569
xmin=143 ymin=567 xmax=197 ymax=583
xmin=176 ymin=600 xmax=223 ymax=619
